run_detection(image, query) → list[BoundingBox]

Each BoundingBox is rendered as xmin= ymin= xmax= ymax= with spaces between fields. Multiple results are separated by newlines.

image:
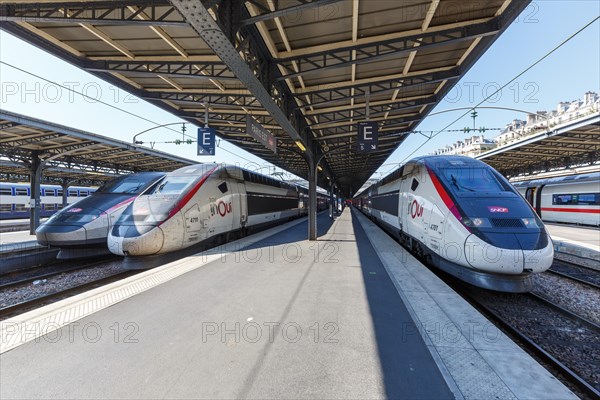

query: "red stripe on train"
xmin=541 ymin=207 xmax=600 ymax=214
xmin=163 ymin=166 xmax=219 ymax=223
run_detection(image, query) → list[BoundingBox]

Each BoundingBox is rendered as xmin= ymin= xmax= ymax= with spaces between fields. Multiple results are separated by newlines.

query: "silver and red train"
xmin=512 ymin=172 xmax=599 ymax=227
xmin=108 ymin=164 xmax=328 ymax=257
xmin=354 ymin=155 xmax=554 ymax=293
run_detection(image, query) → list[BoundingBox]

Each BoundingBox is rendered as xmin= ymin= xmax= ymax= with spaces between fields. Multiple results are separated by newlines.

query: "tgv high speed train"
xmin=108 ymin=164 xmax=328 ymax=257
xmin=512 ymin=172 xmax=599 ymax=227
xmin=36 ymin=172 xmax=165 ymax=259
xmin=354 ymin=156 xmax=554 ymax=292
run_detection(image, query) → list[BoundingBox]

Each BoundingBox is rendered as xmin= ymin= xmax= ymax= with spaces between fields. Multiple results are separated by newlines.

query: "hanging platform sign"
xmin=197 ymin=127 xmax=216 ymax=155
xmin=247 ymin=117 xmax=277 ymax=153
xmin=357 ymin=121 xmax=378 ymax=152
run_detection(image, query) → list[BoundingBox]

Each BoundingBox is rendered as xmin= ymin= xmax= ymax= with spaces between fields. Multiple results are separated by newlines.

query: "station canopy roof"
xmin=0 ymin=110 xmax=196 ymax=185
xmin=478 ymin=113 xmax=600 ymax=178
xmin=0 ymin=0 xmax=529 ymax=195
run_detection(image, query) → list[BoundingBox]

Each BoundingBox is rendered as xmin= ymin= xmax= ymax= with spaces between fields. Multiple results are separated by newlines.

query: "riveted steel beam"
xmin=277 ymin=19 xmax=500 ymax=80
xmin=0 ymin=1 xmax=187 ymax=27
xmin=85 ymin=60 xmax=238 ymax=81
xmin=170 ymin=1 xmax=308 ymax=152
xmin=241 ymin=0 xmax=344 ymax=26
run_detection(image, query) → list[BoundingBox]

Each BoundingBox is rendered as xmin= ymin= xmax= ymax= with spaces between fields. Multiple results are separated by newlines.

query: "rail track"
xmin=0 ymin=270 xmax=138 ymax=320
xmin=547 ymin=260 xmax=600 ymax=290
xmin=0 ymin=258 xmax=118 ymax=290
xmin=459 ymin=288 xmax=600 ymax=399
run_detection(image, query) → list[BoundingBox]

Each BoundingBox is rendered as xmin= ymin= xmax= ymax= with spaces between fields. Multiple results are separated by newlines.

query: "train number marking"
xmin=410 ymin=200 xmax=424 ymax=219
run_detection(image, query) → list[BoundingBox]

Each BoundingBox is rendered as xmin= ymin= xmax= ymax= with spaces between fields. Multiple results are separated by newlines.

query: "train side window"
xmin=0 ymin=187 xmax=12 ymax=195
xmin=0 ymin=204 xmax=12 ymax=212
xmin=15 ymin=188 xmax=28 ymax=196
xmin=554 ymin=193 xmax=599 ymax=205
xmin=68 ymin=190 xmax=78 ymax=196
xmin=218 ymin=182 xmax=228 ymax=194
xmin=411 ymin=178 xmax=419 ymax=191
xmin=57 ymin=189 xmax=63 ymax=196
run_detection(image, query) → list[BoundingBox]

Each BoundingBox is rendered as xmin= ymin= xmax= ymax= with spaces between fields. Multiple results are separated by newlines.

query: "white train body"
xmin=512 ymin=172 xmax=599 ymax=226
xmin=108 ymin=165 xmax=324 ymax=257
xmin=356 ymin=156 xmax=554 ymax=292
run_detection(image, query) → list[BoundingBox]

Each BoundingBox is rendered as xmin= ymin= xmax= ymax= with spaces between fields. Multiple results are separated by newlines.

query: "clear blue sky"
xmin=1 ymin=1 xmax=599 ymax=186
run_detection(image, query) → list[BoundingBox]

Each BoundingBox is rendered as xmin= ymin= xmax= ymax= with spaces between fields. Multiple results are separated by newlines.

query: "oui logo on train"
xmin=410 ymin=199 xmax=424 ymax=219
xmin=216 ymin=200 xmax=232 ymax=217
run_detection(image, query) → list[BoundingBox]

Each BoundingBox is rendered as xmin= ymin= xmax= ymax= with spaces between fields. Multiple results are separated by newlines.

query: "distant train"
xmin=108 ymin=164 xmax=329 ymax=257
xmin=512 ymin=172 xmax=599 ymax=227
xmin=354 ymin=155 xmax=554 ymax=293
xmin=0 ymin=182 xmax=96 ymax=220
xmin=35 ymin=173 xmax=165 ymax=259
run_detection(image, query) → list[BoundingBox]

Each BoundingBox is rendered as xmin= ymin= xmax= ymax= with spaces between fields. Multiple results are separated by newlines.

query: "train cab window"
xmin=442 ymin=168 xmax=505 ymax=192
xmin=411 ymin=179 xmax=419 ymax=191
xmin=152 ymin=176 xmax=196 ymax=195
xmin=218 ymin=182 xmax=229 ymax=194
xmin=98 ymin=176 xmax=149 ymax=194
xmin=15 ymin=188 xmax=28 ymax=196
xmin=0 ymin=187 xmax=12 ymax=196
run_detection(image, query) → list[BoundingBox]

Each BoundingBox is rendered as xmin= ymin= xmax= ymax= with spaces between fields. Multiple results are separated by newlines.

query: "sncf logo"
xmin=488 ymin=206 xmax=509 ymax=213
xmin=410 ymin=200 xmax=424 ymax=219
xmin=217 ymin=200 xmax=232 ymax=217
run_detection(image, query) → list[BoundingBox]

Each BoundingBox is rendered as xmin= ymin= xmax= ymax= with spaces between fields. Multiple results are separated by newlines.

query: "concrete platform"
xmin=0 ymin=210 xmax=576 ymax=399
xmin=0 ymin=230 xmax=41 ymax=254
xmin=545 ymin=223 xmax=600 ymax=268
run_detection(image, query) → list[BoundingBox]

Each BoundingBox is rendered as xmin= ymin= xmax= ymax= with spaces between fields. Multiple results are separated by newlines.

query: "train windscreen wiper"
xmin=450 ymin=174 xmax=475 ymax=192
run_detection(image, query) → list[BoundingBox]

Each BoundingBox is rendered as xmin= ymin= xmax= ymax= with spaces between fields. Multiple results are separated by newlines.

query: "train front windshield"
xmin=97 ymin=176 xmax=154 ymax=194
xmin=442 ymin=168 xmax=509 ymax=193
xmin=150 ymin=175 xmax=197 ymax=195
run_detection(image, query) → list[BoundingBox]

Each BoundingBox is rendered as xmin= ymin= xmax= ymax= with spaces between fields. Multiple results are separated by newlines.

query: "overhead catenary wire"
xmin=0 ymin=60 xmax=266 ymax=166
xmin=380 ymin=15 xmax=600 ymax=178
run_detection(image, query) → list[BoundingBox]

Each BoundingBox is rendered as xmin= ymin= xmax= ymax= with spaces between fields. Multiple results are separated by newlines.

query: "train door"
xmin=525 ymin=187 xmax=535 ymax=206
xmin=534 ymin=184 xmax=545 ymax=217
xmin=235 ymin=180 xmax=248 ymax=231
xmin=184 ymin=204 xmax=202 ymax=244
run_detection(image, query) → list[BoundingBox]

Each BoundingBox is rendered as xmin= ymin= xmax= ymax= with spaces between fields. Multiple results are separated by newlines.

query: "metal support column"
xmin=29 ymin=150 xmax=42 ymax=234
xmin=61 ymin=179 xmax=70 ymax=207
xmin=329 ymin=182 xmax=334 ymax=219
xmin=308 ymin=155 xmax=317 ymax=241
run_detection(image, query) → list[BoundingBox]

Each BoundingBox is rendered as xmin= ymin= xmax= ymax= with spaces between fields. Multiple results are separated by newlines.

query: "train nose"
xmin=465 ymin=231 xmax=554 ymax=274
xmin=36 ymin=224 xmax=88 ymax=247
xmin=108 ymin=225 xmax=164 ymax=256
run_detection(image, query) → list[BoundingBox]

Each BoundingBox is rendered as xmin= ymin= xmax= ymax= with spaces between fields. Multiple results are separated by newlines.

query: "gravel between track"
xmin=0 ymin=258 xmax=125 ymax=309
xmin=473 ymin=289 xmax=600 ymax=393
xmin=532 ymin=271 xmax=600 ymax=325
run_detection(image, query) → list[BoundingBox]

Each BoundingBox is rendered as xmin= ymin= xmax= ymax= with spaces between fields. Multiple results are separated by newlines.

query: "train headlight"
xmin=521 ymin=218 xmax=541 ymax=228
xmin=461 ymin=217 xmax=492 ymax=228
